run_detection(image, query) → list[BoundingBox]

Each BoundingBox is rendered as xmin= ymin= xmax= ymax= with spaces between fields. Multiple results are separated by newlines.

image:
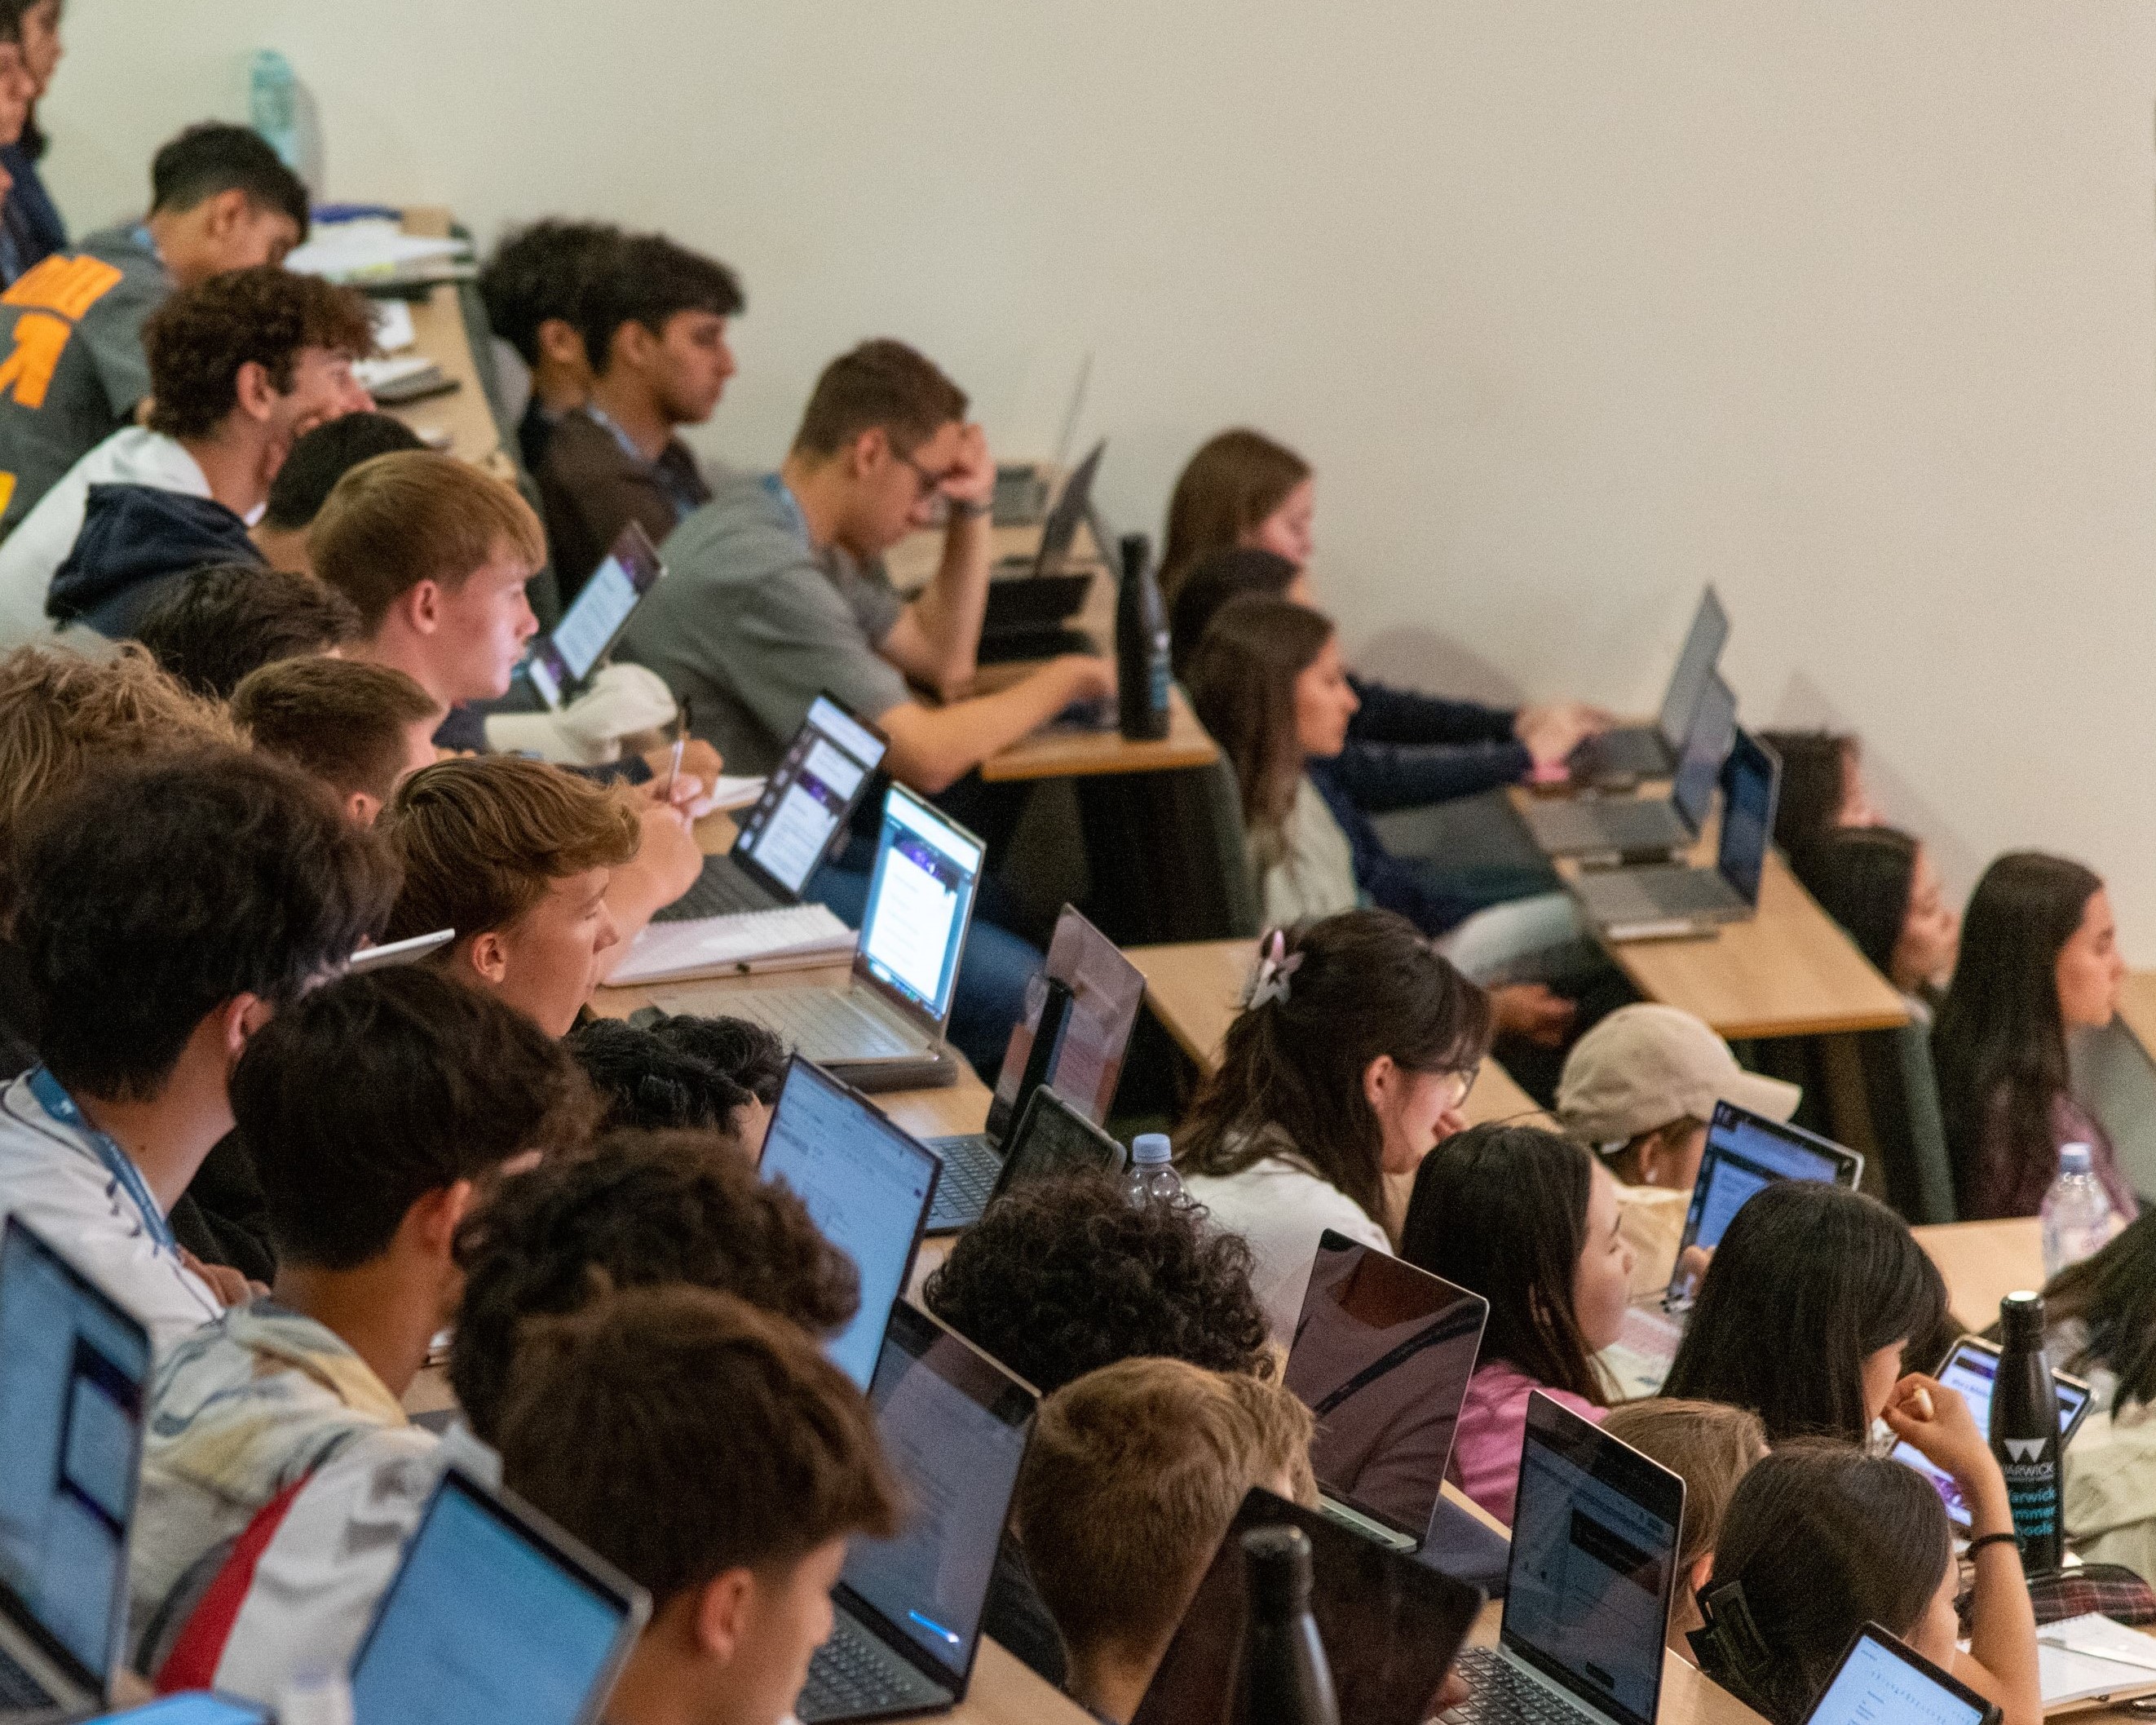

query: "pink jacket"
xmin=1447 ymin=1358 xmax=1603 ymax=1526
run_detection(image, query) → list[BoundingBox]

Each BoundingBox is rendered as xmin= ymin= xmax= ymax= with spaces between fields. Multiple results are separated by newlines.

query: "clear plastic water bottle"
xmin=2040 ymin=1142 xmax=2114 ymax=1280
xmin=250 ymin=50 xmax=301 ymax=171
xmin=1125 ymin=1132 xmax=1185 ymax=1208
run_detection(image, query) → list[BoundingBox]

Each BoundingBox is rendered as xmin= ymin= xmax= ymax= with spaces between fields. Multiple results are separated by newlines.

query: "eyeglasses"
xmin=892 ymin=445 xmax=961 ymax=503
xmin=1449 ymin=1062 xmax=1482 ymax=1112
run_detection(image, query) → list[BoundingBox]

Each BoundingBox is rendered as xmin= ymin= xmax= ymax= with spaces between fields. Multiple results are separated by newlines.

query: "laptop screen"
xmin=1891 ymin=1340 xmax=2091 ymax=1531
xmin=1283 ymin=1231 xmax=1488 ymax=1541
xmin=758 ymin=1058 xmax=940 ymax=1390
xmin=838 ymin=1303 xmax=1036 ymax=1686
xmin=1807 ymin=1625 xmax=1993 ymax=1725
xmin=996 ymin=1089 xmax=1124 ymax=1196
xmin=1654 ymin=586 xmax=1730 ymax=749
xmin=1504 ymin=1393 xmax=1684 ymax=1725
xmin=1034 ymin=441 xmax=1104 ymax=574
xmin=527 ymin=522 xmax=665 ymax=708
xmin=732 ymin=695 xmax=890 ymax=897
xmin=987 ymin=907 xmax=1146 ymax=1139
xmin=859 ymin=787 xmax=983 ymax=1028
xmin=1677 ymin=1101 xmax=1859 ymax=1262
xmin=0 ymin=1216 xmax=150 ymax=1690
xmin=351 ymin=1466 xmax=646 ymax=1725
xmin=1716 ymin=729 xmax=1779 ymax=906
xmin=1669 ymin=674 xmax=1736 ymax=833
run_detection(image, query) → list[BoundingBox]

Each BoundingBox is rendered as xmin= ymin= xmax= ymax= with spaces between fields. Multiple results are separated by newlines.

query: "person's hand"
xmin=638 ymin=737 xmax=723 ymax=805
xmin=940 ymin=422 xmax=996 ymax=512
xmin=1672 ymin=1244 xmax=1713 ymax=1294
xmin=180 ymin=1250 xmax=254 ymax=1308
xmin=1514 ymin=701 xmax=1615 ymax=770
xmin=1491 ymin=982 xmax=1577 ymax=1047
xmin=1053 ymin=652 xmax=1116 ymax=705
xmin=1884 ymin=1373 xmax=2002 ymax=1497
xmin=1436 ymin=1667 xmax=1472 ymax=1714
xmin=632 ymin=799 xmax=704 ymax=905
xmin=1435 ymin=1104 xmax=1472 ymax=1140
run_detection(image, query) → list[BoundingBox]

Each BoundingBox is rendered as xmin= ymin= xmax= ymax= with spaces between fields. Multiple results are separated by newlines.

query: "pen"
xmin=662 ymin=697 xmax=691 ymax=803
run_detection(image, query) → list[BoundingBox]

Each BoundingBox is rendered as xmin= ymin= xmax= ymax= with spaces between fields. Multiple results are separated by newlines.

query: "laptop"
xmin=1603 ymin=1101 xmax=1864 ymax=1396
xmin=1890 ymin=1337 xmax=2092 ymax=1537
xmin=978 ymin=440 xmax=1107 ymax=664
xmin=651 ymin=693 xmax=889 ymax=926
xmin=1800 ymin=1624 xmax=2001 ymax=1725
xmin=1282 ymin=1231 xmax=1488 ymax=1555
xmin=757 ymin=1055 xmax=942 ymax=1391
xmin=525 ymin=522 xmax=665 ymax=710
xmin=1566 ymin=588 xmax=1729 ymax=788
xmin=982 ymin=1087 xmax=1126 ymax=1196
xmin=1570 ymin=728 xmax=1781 ymax=940
xmin=697 ymin=785 xmax=982 ymax=1091
xmin=1444 ymin=1394 xmax=1685 ymax=1725
xmin=1133 ymin=1487 xmax=1485 ymax=1725
xmin=795 ymin=1301 xmax=1037 ymax=1723
xmin=0 ymin=1216 xmax=152 ymax=1725
xmin=348 ymin=1464 xmax=648 ymax=1725
xmin=1523 ymin=675 xmax=1735 ymax=859
xmin=923 ymin=905 xmax=1145 ymax=1232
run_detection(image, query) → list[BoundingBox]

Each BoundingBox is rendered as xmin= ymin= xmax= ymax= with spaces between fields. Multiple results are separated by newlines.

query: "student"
xmin=0 ymin=122 xmax=310 ymax=537
xmin=538 ymin=232 xmax=741 ymax=603
xmin=1933 ymin=851 xmax=2136 ymax=1221
xmin=0 ymin=11 xmax=40 ymax=283
xmin=1173 ymin=909 xmax=1492 ymax=1344
xmin=0 ymin=266 xmax=375 ymax=644
xmin=1600 ymin=1399 xmax=1766 ymax=1653
xmin=128 ymin=966 xmax=593 ymax=1652
xmin=1691 ymin=1436 xmax=2040 ymax=1725
xmin=1803 ymin=825 xmax=1959 ymax=1021
xmin=135 ymin=561 xmax=363 ymax=701
xmin=1660 ymin=1180 xmax=1950 ymax=1443
xmin=1398 ymin=1123 xmax=1633 ymax=1524
xmin=1013 ymin=1358 xmax=1319 ymax=1725
xmin=232 ymin=656 xmax=444 ymax=825
xmin=0 ymin=0 xmax=64 ymax=284
xmin=250 ymin=409 xmax=426 ymax=575
xmin=475 ymin=218 xmax=624 ymax=475
xmin=495 ymin=1285 xmax=900 ymax=1725
xmin=0 ymin=749 xmax=395 ymax=1345
xmin=2040 ymin=1211 xmax=2156 ymax=1578
xmin=563 ymin=1017 xmax=761 ymax=1147
xmin=1553 ymin=1002 xmax=1800 ymax=1298
xmin=1759 ymin=728 xmax=1879 ymax=869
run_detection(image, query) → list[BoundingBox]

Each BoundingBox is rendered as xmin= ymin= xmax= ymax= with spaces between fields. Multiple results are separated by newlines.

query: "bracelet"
xmin=1967 ymin=1530 xmax=2023 ymax=1557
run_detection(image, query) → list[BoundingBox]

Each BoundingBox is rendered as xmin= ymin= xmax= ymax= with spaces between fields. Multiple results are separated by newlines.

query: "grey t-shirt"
xmin=619 ymin=468 xmax=911 ymax=773
xmin=0 ymin=225 xmax=171 ymax=535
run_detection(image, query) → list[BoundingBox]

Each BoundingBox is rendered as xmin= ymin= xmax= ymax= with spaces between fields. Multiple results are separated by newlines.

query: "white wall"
xmin=44 ymin=2 xmax=2156 ymax=943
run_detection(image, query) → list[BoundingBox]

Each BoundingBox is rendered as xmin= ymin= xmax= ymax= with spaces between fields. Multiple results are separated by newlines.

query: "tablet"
xmin=527 ymin=522 xmax=665 ymax=710
xmin=1803 ymin=1622 xmax=1999 ymax=1725
xmin=1889 ymin=1336 xmax=2092 ymax=1532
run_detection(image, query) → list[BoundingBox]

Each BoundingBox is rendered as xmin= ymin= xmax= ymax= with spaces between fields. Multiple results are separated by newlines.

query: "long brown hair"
xmin=1160 ymin=428 xmax=1311 ymax=599
xmin=1174 ymin=909 xmax=1492 ymax=1225
xmin=1183 ymin=596 xmax=1333 ymax=856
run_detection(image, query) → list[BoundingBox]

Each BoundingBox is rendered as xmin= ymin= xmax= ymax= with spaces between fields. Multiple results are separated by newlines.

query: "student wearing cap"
xmin=1553 ymin=1002 xmax=1800 ymax=1298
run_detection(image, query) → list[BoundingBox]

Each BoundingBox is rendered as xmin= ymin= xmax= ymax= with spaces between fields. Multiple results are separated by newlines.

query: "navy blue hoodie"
xmin=46 ymin=482 xmax=261 ymax=639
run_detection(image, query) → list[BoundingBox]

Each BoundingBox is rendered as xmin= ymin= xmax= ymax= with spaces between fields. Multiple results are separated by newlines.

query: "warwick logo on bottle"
xmin=1990 ymin=1291 xmax=2064 ymax=1572
xmin=2003 ymin=1438 xmax=2049 ymax=1465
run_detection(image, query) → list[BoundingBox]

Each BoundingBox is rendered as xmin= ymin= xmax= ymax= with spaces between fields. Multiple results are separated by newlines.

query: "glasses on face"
xmin=891 ymin=445 xmax=960 ymax=503
xmin=1435 ymin=1062 xmax=1482 ymax=1113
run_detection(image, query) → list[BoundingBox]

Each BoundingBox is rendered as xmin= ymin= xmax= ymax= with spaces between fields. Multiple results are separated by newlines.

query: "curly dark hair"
xmin=640 ymin=1011 xmax=789 ymax=1105
xmin=448 ymin=1127 xmax=859 ymax=1442
xmin=921 ymin=1169 xmax=1274 ymax=1392
xmin=135 ymin=563 xmax=362 ymax=700
xmin=564 ymin=1018 xmax=755 ymax=1134
xmin=143 ymin=266 xmax=375 ymax=440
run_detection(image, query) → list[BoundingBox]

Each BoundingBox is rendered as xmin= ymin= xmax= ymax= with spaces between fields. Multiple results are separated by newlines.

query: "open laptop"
xmin=978 ymin=440 xmax=1107 ymax=663
xmin=698 ymin=785 xmax=982 ymax=1091
xmin=1566 ymin=588 xmax=1729 ymax=789
xmin=756 ymin=1056 xmax=943 ymax=1391
xmin=1890 ymin=1337 xmax=2092 ymax=1537
xmin=1444 ymin=1394 xmax=1685 ymax=1725
xmin=1603 ymin=1100 xmax=1863 ymax=1397
xmin=1133 ymin=1487 xmax=1484 ymax=1725
xmin=652 ymin=693 xmax=888 ymax=926
xmin=0 ymin=1215 xmax=152 ymax=1725
xmin=1524 ymin=675 xmax=1735 ymax=860
xmin=924 ymin=905 xmax=1145 ymax=1232
xmin=1800 ymin=1624 xmax=2001 ymax=1725
xmin=795 ymin=1302 xmax=1036 ymax=1723
xmin=1282 ymin=1232 xmax=1488 ymax=1555
xmin=1570 ymin=728 xmax=1781 ymax=940
xmin=348 ymin=1464 xmax=648 ymax=1725
xmin=525 ymin=521 xmax=665 ymax=710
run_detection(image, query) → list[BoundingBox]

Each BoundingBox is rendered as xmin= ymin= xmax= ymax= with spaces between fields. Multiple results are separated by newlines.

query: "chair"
xmin=1855 ymin=1020 xmax=1957 ymax=1225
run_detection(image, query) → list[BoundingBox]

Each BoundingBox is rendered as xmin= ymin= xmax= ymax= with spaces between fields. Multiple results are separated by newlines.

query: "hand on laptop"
xmin=1515 ymin=701 xmax=1615 ymax=770
xmin=1491 ymin=983 xmax=1576 ymax=1047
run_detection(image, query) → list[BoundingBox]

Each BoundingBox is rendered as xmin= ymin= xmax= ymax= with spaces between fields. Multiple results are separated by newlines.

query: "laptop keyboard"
xmin=925 ymin=1133 xmax=1004 ymax=1230
xmin=730 ymin=989 xmax=921 ymax=1061
xmin=652 ymin=856 xmax=781 ymax=923
xmin=797 ymin=1614 xmax=945 ymax=1721
xmin=1632 ymin=866 xmax=1742 ymax=917
xmin=1447 ymin=1648 xmax=1602 ymax=1725
xmin=0 ymin=1642 xmax=55 ymax=1709
xmin=1568 ymin=728 xmax=1666 ymax=782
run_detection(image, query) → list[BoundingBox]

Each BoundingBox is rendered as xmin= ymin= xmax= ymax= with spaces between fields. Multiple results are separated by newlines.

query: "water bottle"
xmin=1990 ymin=1290 xmax=2063 ymax=1574
xmin=1115 ymin=531 xmax=1171 ymax=741
xmin=2040 ymin=1142 xmax=2114 ymax=1279
xmin=249 ymin=50 xmax=301 ymax=171
xmin=277 ymin=1670 xmax=355 ymax=1725
xmin=1125 ymin=1132 xmax=1185 ymax=1208
xmin=1235 ymin=1525 xmax=1340 ymax=1725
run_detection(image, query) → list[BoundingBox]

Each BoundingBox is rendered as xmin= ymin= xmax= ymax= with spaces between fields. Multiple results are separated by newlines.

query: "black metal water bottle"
xmin=1235 ymin=1526 xmax=1339 ymax=1725
xmin=1116 ymin=531 xmax=1171 ymax=741
xmin=1990 ymin=1290 xmax=2063 ymax=1573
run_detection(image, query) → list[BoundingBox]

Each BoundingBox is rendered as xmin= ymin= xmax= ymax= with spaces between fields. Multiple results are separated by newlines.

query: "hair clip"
xmin=1693 ymin=1578 xmax=1773 ymax=1679
xmin=1239 ymin=929 xmax=1303 ymax=1011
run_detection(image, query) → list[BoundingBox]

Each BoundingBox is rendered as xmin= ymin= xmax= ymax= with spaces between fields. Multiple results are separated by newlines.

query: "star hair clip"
xmin=1239 ymin=929 xmax=1303 ymax=1011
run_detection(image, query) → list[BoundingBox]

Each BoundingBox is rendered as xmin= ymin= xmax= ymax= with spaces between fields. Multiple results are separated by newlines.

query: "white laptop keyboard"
xmin=727 ymin=988 xmax=924 ymax=1060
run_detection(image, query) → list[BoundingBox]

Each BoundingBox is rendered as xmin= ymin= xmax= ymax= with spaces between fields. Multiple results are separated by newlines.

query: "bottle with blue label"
xmin=1990 ymin=1289 xmax=2062 ymax=1573
xmin=249 ymin=50 xmax=302 ymax=172
xmin=1116 ymin=532 xmax=1171 ymax=741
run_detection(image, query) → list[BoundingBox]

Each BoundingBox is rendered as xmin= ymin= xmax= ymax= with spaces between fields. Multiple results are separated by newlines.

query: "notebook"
xmin=2037 ymin=1614 xmax=2156 ymax=1711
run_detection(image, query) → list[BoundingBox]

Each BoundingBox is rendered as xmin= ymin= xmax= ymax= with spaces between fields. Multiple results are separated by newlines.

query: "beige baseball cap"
xmin=1555 ymin=1002 xmax=1800 ymax=1147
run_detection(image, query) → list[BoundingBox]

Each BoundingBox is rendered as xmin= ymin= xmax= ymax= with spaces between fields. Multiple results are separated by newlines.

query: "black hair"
xmin=1800 ymin=825 xmax=1919 ymax=979
xmin=921 ymin=1168 xmax=1275 ymax=1392
xmin=14 ymin=749 xmax=396 ymax=1099
xmin=576 ymin=232 xmax=744 ymax=375
xmin=1662 ymin=1181 xmax=1946 ymax=1442
xmin=232 ymin=967 xmax=597 ymax=1270
xmin=2044 ymin=1205 xmax=2156 ymax=1411
xmin=564 ymin=1018 xmax=755 ymax=1135
xmin=1400 ymin=1123 xmax=1609 ymax=1404
xmin=476 ymin=219 xmax=625 ymax=366
xmin=1168 ymin=546 xmax=1301 ymax=680
xmin=135 ymin=562 xmax=363 ymax=701
xmin=148 ymin=122 xmax=309 ymax=237
xmin=1756 ymin=729 xmax=1857 ymax=861
xmin=262 ymin=412 xmax=426 ymax=532
xmin=638 ymin=1011 xmax=788 ymax=1105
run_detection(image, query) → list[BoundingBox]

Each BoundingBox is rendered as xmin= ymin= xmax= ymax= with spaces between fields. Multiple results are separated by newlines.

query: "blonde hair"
xmin=312 ymin=450 xmax=546 ymax=630
xmin=1602 ymin=1397 xmax=1766 ymax=1578
xmin=1160 ymin=428 xmax=1311 ymax=600
xmin=1014 ymin=1358 xmax=1316 ymax=1665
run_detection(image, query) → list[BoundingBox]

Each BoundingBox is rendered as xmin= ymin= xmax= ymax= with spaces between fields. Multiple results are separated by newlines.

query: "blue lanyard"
xmin=760 ymin=471 xmax=810 ymax=545
xmin=27 ymin=1065 xmax=178 ymax=1254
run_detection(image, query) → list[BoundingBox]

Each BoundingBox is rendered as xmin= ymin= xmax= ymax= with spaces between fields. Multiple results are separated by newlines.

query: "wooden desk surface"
xmin=390 ymin=207 xmax=510 ymax=474
xmin=2118 ymin=971 xmax=2156 ymax=1063
xmin=1915 ymin=1217 xmax=2044 ymax=1335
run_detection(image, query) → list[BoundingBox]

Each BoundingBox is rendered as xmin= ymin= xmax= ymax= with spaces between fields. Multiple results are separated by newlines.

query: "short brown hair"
xmin=312 ymin=451 xmax=546 ymax=630
xmin=143 ymin=267 xmax=374 ymax=440
xmin=379 ymin=755 xmax=639 ymax=943
xmin=234 ymin=656 xmax=442 ymax=805
xmin=1160 ymin=428 xmax=1312 ymax=599
xmin=135 ymin=563 xmax=364 ymax=700
xmin=497 ymin=1285 xmax=899 ymax=1608
xmin=1015 ymin=1359 xmax=1315 ymax=1665
xmin=792 ymin=338 xmax=966 ymax=459
xmin=1602 ymin=1398 xmax=1766 ymax=1580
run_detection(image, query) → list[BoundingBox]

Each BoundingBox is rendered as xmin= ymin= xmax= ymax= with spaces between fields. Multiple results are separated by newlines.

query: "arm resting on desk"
xmin=880 ymin=656 xmax=1111 ymax=794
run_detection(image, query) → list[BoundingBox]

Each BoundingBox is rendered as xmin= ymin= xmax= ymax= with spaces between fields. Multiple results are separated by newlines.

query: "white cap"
xmin=1555 ymin=1003 xmax=1800 ymax=1146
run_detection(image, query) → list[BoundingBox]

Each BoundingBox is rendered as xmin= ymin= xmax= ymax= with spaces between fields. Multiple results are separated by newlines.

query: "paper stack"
xmin=2039 ymin=1613 xmax=2156 ymax=1712
xmin=609 ymin=903 xmax=855 ymax=985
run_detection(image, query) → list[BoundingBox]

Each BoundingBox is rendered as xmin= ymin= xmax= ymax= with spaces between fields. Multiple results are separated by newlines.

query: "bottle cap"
xmin=1242 ymin=1524 xmax=1314 ymax=1617
xmin=1132 ymin=1132 xmax=1171 ymax=1167
xmin=2000 ymin=1289 xmax=2047 ymax=1344
xmin=2060 ymin=1142 xmax=2094 ymax=1175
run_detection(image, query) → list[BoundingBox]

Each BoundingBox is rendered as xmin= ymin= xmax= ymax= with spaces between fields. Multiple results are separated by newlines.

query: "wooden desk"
xmin=2118 ymin=971 xmax=2156 ymax=1064
xmin=1915 ymin=1217 xmax=2044 ymax=1335
xmin=980 ymin=685 xmax=1217 ymax=782
xmin=389 ymin=207 xmax=510 ymax=474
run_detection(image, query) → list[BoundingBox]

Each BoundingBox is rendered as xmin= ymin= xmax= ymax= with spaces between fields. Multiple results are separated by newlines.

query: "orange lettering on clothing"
xmin=2 ymin=254 xmax=122 ymax=321
xmin=0 ymin=313 xmax=73 ymax=409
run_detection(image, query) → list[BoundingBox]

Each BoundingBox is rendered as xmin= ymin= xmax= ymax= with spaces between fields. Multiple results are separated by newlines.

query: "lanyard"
xmin=27 ymin=1065 xmax=178 ymax=1254
xmin=760 ymin=470 xmax=810 ymax=545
